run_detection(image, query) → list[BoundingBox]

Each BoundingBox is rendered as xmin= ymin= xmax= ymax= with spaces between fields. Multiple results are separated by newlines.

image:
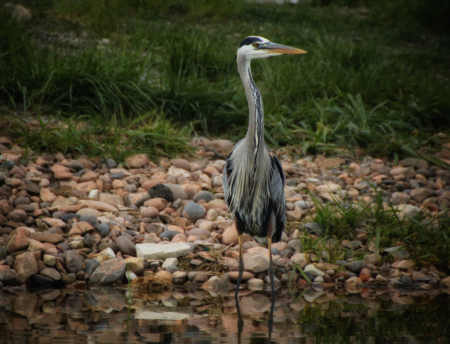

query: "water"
xmin=0 ymin=286 xmax=449 ymax=343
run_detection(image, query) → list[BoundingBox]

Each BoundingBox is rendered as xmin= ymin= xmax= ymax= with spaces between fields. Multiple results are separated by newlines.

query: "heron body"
xmin=223 ymin=36 xmax=306 ymax=299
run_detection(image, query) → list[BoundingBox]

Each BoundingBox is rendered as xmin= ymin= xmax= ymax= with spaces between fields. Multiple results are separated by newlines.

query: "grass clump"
xmin=0 ymin=112 xmax=192 ymax=162
xmin=303 ymin=190 xmax=450 ymax=269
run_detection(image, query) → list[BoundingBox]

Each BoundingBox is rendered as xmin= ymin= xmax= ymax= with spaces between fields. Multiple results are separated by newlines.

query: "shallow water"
xmin=0 ymin=286 xmax=449 ymax=344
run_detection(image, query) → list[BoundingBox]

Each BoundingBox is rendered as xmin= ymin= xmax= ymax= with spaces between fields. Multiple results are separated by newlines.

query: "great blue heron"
xmin=223 ymin=36 xmax=306 ymax=299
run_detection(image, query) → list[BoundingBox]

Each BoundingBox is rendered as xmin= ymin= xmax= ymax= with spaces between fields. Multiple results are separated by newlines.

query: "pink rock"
xmin=140 ymin=206 xmax=160 ymax=219
xmin=42 ymin=217 xmax=66 ymax=228
xmin=228 ymin=270 xmax=254 ymax=282
xmin=6 ymin=234 xmax=29 ymax=252
xmin=143 ymin=198 xmax=168 ymax=211
xmin=221 ymin=224 xmax=239 ymax=245
xmin=40 ymin=188 xmax=57 ymax=203
xmin=243 ymin=251 xmax=269 ymax=273
xmin=125 ymin=154 xmax=149 ymax=168
xmin=74 ymin=181 xmax=97 ymax=193
xmin=14 ymin=252 xmax=37 ymax=283
xmin=78 ymin=200 xmax=118 ymax=213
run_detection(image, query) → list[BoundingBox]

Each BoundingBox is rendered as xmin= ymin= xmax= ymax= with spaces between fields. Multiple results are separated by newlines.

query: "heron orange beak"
xmin=262 ymin=42 xmax=307 ymax=55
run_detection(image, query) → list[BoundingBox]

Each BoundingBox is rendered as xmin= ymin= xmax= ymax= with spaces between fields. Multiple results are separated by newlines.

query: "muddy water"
xmin=0 ymin=286 xmax=449 ymax=343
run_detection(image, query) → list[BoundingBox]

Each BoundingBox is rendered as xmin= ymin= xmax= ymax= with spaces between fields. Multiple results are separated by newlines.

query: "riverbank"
xmin=1 ymin=136 xmax=450 ymax=294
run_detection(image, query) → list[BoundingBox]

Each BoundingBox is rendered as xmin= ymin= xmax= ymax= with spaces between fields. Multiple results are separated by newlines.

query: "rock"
xmin=243 ymin=251 xmax=269 ymax=273
xmin=345 ymin=277 xmax=363 ymax=293
xmin=30 ymin=232 xmax=64 ymax=244
xmin=125 ymin=154 xmax=149 ymax=168
xmin=441 ymin=276 xmax=450 ymax=288
xmin=78 ymin=200 xmax=118 ymax=213
xmin=345 ymin=260 xmax=366 ymax=273
xmin=148 ymin=184 xmax=174 ymax=202
xmin=228 ymin=271 xmax=254 ymax=282
xmin=140 ymin=206 xmax=160 ymax=219
xmin=182 ymin=202 xmax=206 ymax=221
xmin=391 ymin=192 xmax=411 ymax=205
xmin=44 ymin=255 xmax=56 ymax=266
xmin=391 ymin=260 xmax=414 ymax=270
xmin=42 ymin=217 xmax=66 ymax=228
xmin=319 ymin=158 xmax=345 ymax=169
xmin=396 ymin=204 xmax=421 ymax=220
xmin=89 ymin=258 xmax=126 ymax=285
xmin=317 ymin=182 xmax=341 ymax=193
xmin=410 ymin=188 xmax=434 ymax=203
xmin=136 ymin=243 xmax=191 ymax=259
xmin=40 ymin=189 xmax=57 ymax=203
xmin=304 ymin=222 xmax=323 ymax=236
xmin=193 ymin=191 xmax=215 ymax=203
xmin=117 ymin=236 xmax=136 ymax=257
xmin=6 ymin=234 xmax=29 ymax=253
xmin=84 ymin=259 xmax=100 ymax=275
xmin=240 ymin=294 xmax=272 ymax=314
xmin=100 ymin=194 xmax=124 ymax=207
xmin=83 ymin=234 xmax=95 ymax=247
xmin=162 ymin=258 xmax=178 ymax=269
xmin=106 ymin=159 xmax=118 ymax=169
xmin=96 ymin=223 xmax=110 ymax=236
xmin=65 ymin=251 xmax=83 ymax=273
xmin=247 ymin=278 xmax=265 ymax=291
xmin=40 ymin=268 xmax=61 ymax=281
xmin=0 ymin=269 xmax=20 ymax=286
xmin=304 ymin=264 xmax=325 ymax=277
xmin=291 ymin=253 xmax=308 ymax=268
xmin=79 ymin=214 xmax=99 ymax=227
xmin=202 ymin=274 xmax=234 ymax=293
xmin=399 ymin=158 xmax=428 ymax=169
xmin=124 ymin=257 xmax=144 ymax=274
xmin=187 ymin=228 xmax=211 ymax=238
xmin=7 ymin=209 xmax=27 ymax=223
xmin=221 ymin=224 xmax=239 ymax=245
xmin=14 ymin=252 xmax=37 ymax=283
xmin=143 ymin=198 xmax=168 ymax=211
xmin=383 ymin=246 xmax=410 ymax=260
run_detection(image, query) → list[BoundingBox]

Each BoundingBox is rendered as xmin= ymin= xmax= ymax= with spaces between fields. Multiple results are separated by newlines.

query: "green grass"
xmin=1 ymin=0 xmax=449 ymax=158
xmin=300 ymin=190 xmax=450 ymax=269
xmin=0 ymin=112 xmax=192 ymax=161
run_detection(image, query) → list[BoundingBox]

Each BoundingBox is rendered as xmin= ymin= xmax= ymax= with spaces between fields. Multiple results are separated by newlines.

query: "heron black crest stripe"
xmin=239 ymin=36 xmax=263 ymax=47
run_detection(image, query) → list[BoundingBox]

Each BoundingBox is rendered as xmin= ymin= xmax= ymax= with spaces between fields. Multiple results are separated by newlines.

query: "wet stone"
xmin=89 ymin=258 xmax=126 ymax=285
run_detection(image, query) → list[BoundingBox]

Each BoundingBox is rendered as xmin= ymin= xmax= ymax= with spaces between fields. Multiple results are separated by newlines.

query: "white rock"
xmin=100 ymin=247 xmax=116 ymax=259
xmin=291 ymin=253 xmax=308 ymax=268
xmin=125 ymin=270 xmax=137 ymax=281
xmin=162 ymin=299 xmax=177 ymax=307
xmin=135 ymin=307 xmax=189 ymax=320
xmin=89 ymin=190 xmax=100 ymax=199
xmin=162 ymin=258 xmax=178 ymax=268
xmin=304 ymin=264 xmax=325 ymax=277
xmin=136 ymin=243 xmax=191 ymax=260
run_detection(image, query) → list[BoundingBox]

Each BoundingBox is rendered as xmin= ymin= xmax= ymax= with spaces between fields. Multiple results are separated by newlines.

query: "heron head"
xmin=237 ymin=36 xmax=306 ymax=60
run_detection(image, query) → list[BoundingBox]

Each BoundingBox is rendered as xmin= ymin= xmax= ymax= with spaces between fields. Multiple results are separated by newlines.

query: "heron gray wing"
xmin=269 ymin=154 xmax=286 ymax=243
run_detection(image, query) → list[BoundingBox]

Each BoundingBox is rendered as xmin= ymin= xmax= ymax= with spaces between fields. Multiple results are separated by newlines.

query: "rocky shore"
xmin=1 ymin=136 xmax=450 ymax=294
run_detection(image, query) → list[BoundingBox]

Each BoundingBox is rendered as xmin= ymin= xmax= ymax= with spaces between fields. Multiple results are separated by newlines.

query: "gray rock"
xmin=287 ymin=239 xmax=302 ymax=252
xmin=66 ymin=161 xmax=83 ymax=171
xmin=89 ymin=258 xmax=126 ymax=285
xmin=96 ymin=223 xmax=110 ymax=236
xmin=383 ymin=246 xmax=410 ymax=260
xmin=182 ymin=202 xmax=206 ymax=221
xmin=160 ymin=230 xmax=180 ymax=240
xmin=79 ymin=214 xmax=98 ymax=227
xmin=193 ymin=191 xmax=215 ymax=203
xmin=84 ymin=259 xmax=100 ymax=275
xmin=304 ymin=222 xmax=323 ymax=237
xmin=345 ymin=260 xmax=366 ymax=273
xmin=83 ymin=234 xmax=96 ymax=248
xmin=61 ymin=213 xmax=81 ymax=222
xmin=148 ymin=184 xmax=174 ymax=202
xmin=110 ymin=172 xmax=125 ymax=180
xmin=106 ymin=159 xmax=118 ymax=169
xmin=117 ymin=236 xmax=136 ymax=257
xmin=65 ymin=251 xmax=83 ymax=273
xmin=164 ymin=184 xmax=188 ymax=200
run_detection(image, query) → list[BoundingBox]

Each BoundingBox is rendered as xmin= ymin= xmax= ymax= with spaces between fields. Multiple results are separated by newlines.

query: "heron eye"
xmin=253 ymin=43 xmax=259 ymax=48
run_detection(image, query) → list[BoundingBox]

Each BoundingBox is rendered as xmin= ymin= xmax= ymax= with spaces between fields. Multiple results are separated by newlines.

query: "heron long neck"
xmin=238 ymin=56 xmax=264 ymax=154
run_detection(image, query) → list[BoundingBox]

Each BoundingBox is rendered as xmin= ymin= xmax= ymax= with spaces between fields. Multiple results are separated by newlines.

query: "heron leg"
xmin=268 ymin=237 xmax=275 ymax=300
xmin=235 ymin=233 xmax=244 ymax=301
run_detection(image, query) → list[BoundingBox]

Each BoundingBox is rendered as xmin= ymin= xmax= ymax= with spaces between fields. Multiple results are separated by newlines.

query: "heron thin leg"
xmin=235 ymin=234 xmax=244 ymax=301
xmin=268 ymin=237 xmax=275 ymax=300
